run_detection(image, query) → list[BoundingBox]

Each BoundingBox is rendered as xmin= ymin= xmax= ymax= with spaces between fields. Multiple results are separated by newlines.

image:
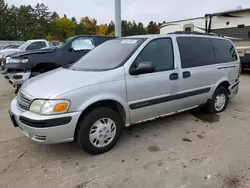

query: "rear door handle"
xmin=182 ymin=71 xmax=191 ymax=79
xmin=169 ymin=73 xmax=179 ymax=80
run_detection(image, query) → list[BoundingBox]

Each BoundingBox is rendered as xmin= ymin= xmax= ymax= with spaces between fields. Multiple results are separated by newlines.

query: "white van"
xmin=9 ymin=32 xmax=240 ymax=154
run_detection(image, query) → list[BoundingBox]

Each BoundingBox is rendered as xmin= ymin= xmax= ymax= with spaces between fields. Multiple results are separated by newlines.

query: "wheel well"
xmin=74 ymin=100 xmax=126 ymax=138
xmin=217 ymin=81 xmax=230 ymax=93
xmin=31 ymin=62 xmax=58 ymax=73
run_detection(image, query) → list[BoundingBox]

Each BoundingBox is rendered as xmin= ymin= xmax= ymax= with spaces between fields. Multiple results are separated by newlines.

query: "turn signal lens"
xmin=53 ymin=103 xmax=69 ymax=113
xmin=30 ymin=99 xmax=70 ymax=115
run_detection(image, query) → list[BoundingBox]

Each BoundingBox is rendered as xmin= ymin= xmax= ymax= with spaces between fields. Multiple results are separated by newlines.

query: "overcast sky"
xmin=6 ymin=0 xmax=250 ymax=24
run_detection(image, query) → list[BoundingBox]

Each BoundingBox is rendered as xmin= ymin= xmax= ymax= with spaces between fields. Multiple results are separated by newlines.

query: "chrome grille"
xmin=17 ymin=91 xmax=33 ymax=111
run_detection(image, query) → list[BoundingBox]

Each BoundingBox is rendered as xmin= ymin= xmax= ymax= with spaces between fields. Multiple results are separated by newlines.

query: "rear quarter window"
xmin=177 ymin=37 xmax=216 ymax=68
xmin=210 ymin=38 xmax=237 ymax=63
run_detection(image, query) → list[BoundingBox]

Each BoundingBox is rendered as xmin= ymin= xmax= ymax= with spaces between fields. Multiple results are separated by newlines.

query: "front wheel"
xmin=206 ymin=87 xmax=229 ymax=113
xmin=76 ymin=107 xmax=123 ymax=155
xmin=14 ymin=85 xmax=21 ymax=94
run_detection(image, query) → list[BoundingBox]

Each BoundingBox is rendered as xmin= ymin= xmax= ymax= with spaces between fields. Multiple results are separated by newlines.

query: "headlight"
xmin=29 ymin=99 xmax=70 ymax=115
xmin=6 ymin=57 xmax=28 ymax=64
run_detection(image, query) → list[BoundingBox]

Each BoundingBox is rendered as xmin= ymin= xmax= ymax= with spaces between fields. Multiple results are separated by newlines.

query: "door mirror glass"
xmin=71 ymin=38 xmax=95 ymax=51
xmin=130 ymin=62 xmax=155 ymax=75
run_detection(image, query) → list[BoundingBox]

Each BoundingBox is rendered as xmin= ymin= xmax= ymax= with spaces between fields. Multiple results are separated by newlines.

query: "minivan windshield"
xmin=70 ymin=38 xmax=144 ymax=71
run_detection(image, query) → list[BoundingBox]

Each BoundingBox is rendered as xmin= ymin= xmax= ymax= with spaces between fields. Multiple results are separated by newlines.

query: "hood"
xmin=10 ymin=47 xmax=56 ymax=58
xmin=20 ymin=68 xmax=107 ymax=98
xmin=0 ymin=49 xmax=22 ymax=58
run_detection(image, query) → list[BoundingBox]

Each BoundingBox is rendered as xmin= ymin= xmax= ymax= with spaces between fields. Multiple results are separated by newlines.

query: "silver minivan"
xmin=9 ymin=33 xmax=240 ymax=154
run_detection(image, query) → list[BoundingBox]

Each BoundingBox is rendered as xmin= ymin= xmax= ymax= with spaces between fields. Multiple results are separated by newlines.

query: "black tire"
xmin=206 ymin=87 xmax=229 ymax=114
xmin=30 ymin=71 xmax=41 ymax=78
xmin=14 ymin=85 xmax=21 ymax=94
xmin=76 ymin=107 xmax=123 ymax=155
xmin=240 ymin=64 xmax=244 ymax=74
xmin=30 ymin=63 xmax=58 ymax=78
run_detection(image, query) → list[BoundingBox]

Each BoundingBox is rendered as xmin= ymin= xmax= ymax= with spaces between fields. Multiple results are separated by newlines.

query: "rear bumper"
xmin=228 ymin=80 xmax=239 ymax=99
xmin=9 ymin=97 xmax=82 ymax=144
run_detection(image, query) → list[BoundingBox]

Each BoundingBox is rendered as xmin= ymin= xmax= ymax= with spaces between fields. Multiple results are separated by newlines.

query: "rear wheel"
xmin=206 ymin=87 xmax=229 ymax=113
xmin=76 ymin=107 xmax=123 ymax=155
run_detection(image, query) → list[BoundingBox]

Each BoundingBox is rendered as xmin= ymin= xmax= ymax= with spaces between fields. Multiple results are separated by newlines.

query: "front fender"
xmin=77 ymin=93 xmax=130 ymax=124
xmin=56 ymin=78 xmax=130 ymax=124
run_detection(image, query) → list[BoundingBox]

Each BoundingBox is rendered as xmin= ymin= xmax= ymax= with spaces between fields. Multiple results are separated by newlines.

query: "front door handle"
xmin=182 ymin=71 xmax=191 ymax=79
xmin=169 ymin=73 xmax=179 ymax=80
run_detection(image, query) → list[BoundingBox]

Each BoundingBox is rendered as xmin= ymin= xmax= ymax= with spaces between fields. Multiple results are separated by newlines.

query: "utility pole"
xmin=115 ymin=0 xmax=121 ymax=37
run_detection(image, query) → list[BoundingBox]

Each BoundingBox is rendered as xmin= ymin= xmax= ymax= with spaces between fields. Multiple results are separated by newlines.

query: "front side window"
xmin=71 ymin=38 xmax=95 ymax=51
xmin=26 ymin=42 xmax=46 ymax=50
xmin=133 ymin=38 xmax=174 ymax=71
xmin=70 ymin=38 xmax=144 ymax=71
xmin=18 ymin=41 xmax=32 ymax=50
xmin=177 ymin=37 xmax=216 ymax=68
xmin=210 ymin=38 xmax=238 ymax=63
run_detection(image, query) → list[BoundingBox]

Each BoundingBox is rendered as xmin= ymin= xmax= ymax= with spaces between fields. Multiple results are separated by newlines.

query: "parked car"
xmin=237 ymin=46 xmax=250 ymax=73
xmin=1 ymin=35 xmax=116 ymax=92
xmin=9 ymin=33 xmax=240 ymax=154
xmin=3 ymin=44 xmax=21 ymax=49
xmin=0 ymin=39 xmax=50 ymax=66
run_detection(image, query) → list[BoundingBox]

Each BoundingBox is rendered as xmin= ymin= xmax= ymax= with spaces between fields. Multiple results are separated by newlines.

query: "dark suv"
xmin=1 ymin=35 xmax=116 ymax=92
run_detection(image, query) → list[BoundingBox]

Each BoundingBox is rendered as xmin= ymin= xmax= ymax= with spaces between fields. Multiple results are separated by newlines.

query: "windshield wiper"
xmin=62 ymin=63 xmax=73 ymax=69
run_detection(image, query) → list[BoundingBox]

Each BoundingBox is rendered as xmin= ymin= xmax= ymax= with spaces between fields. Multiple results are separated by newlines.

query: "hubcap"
xmin=214 ymin=94 xmax=226 ymax=111
xmin=89 ymin=118 xmax=116 ymax=148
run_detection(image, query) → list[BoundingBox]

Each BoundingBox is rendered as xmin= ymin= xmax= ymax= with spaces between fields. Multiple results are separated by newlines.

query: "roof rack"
xmin=168 ymin=31 xmax=224 ymax=37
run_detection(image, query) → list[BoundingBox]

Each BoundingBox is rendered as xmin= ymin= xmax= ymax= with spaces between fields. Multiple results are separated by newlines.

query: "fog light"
xmin=13 ymin=75 xmax=23 ymax=80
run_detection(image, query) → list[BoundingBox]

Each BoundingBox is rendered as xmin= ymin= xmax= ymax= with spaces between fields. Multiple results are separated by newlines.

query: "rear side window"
xmin=177 ymin=37 xmax=216 ymax=68
xmin=210 ymin=38 xmax=237 ymax=63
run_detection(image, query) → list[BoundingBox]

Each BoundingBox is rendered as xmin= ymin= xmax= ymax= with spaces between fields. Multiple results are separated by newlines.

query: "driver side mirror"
xmin=130 ymin=62 xmax=155 ymax=75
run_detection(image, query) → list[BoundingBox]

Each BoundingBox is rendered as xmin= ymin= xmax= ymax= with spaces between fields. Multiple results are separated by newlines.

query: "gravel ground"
xmin=0 ymin=74 xmax=250 ymax=188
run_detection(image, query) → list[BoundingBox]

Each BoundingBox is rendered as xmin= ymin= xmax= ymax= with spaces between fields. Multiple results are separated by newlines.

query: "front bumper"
xmin=1 ymin=62 xmax=31 ymax=86
xmin=3 ymin=71 xmax=31 ymax=86
xmin=9 ymin=97 xmax=82 ymax=144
